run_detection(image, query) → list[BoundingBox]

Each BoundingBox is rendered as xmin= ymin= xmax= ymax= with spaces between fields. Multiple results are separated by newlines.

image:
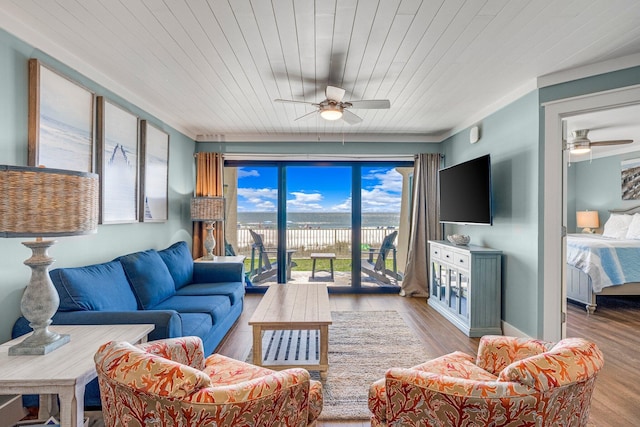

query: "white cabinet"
xmin=428 ymin=240 xmax=502 ymax=337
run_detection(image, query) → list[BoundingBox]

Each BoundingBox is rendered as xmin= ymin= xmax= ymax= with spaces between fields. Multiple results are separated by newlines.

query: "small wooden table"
xmin=249 ymin=284 xmax=332 ymax=379
xmin=0 ymin=324 xmax=154 ymax=427
xmin=311 ymin=252 xmax=336 ymax=280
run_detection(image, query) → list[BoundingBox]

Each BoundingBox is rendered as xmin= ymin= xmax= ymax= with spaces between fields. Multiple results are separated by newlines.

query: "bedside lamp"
xmin=0 ymin=165 xmax=99 ymax=355
xmin=576 ymin=210 xmax=599 ymax=234
xmin=191 ymin=197 xmax=225 ymax=260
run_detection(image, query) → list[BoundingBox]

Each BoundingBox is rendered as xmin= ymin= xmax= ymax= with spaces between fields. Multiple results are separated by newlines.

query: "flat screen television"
xmin=439 ymin=154 xmax=492 ymax=225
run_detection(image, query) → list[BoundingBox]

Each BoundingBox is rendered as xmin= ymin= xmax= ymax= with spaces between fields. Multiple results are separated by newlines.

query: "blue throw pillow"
xmin=158 ymin=241 xmax=194 ymax=290
xmin=118 ymin=250 xmax=176 ymax=309
xmin=51 ymin=261 xmax=138 ymax=312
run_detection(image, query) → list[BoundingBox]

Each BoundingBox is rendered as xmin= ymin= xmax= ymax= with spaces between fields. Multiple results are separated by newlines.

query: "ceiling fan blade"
xmin=294 ymin=110 xmax=319 ymax=121
xmin=274 ymin=99 xmax=317 ymax=105
xmin=325 ymin=86 xmax=345 ymax=102
xmin=341 ymin=109 xmax=362 ymax=125
xmin=590 ymin=139 xmax=634 ymax=146
xmin=347 ymin=99 xmax=391 ymax=109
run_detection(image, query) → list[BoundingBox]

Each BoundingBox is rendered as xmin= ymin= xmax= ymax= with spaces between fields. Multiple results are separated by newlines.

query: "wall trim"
xmin=502 ymin=321 xmax=531 ymax=339
xmin=538 ymin=53 xmax=640 ymax=89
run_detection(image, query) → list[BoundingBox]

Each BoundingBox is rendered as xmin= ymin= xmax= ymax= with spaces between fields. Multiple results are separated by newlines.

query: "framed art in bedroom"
xmin=139 ymin=120 xmax=169 ymax=222
xmin=621 ymin=158 xmax=640 ymax=200
xmin=27 ymin=58 xmax=95 ymax=172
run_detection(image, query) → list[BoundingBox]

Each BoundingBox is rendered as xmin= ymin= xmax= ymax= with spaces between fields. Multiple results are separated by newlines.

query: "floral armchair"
xmin=369 ymin=335 xmax=604 ymax=427
xmin=94 ymin=336 xmax=323 ymax=426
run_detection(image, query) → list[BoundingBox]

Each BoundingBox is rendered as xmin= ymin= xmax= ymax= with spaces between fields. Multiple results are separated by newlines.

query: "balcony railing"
xmin=236 ymin=227 xmax=397 ymax=258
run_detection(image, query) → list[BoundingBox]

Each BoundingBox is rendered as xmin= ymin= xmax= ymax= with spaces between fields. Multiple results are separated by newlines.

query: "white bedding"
xmin=566 ymin=234 xmax=640 ymax=293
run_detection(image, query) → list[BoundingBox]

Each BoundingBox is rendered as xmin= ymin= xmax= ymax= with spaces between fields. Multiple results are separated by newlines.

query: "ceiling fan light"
xmin=320 ymin=106 xmax=343 ymax=121
xmin=569 ymin=141 xmax=591 ymax=154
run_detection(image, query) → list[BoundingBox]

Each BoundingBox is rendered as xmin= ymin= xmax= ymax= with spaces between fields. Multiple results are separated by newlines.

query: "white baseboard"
xmin=501 ymin=321 xmax=531 ymax=339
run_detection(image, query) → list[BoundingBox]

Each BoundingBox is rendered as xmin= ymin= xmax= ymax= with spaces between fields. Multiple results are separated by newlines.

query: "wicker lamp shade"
xmin=0 ymin=165 xmax=99 ymax=237
xmin=191 ymin=197 xmax=225 ymax=222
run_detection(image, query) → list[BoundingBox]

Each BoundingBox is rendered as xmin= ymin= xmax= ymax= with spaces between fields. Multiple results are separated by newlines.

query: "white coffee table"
xmin=0 ymin=324 xmax=154 ymax=427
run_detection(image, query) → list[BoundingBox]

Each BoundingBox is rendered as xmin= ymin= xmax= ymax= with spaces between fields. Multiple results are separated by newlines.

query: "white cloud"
xmin=238 ymin=168 xmax=260 ymax=178
xmin=287 ymin=191 xmax=324 ymax=211
xmin=361 ymin=168 xmax=402 ymax=212
xmin=331 ymin=196 xmax=352 ymax=212
xmin=237 ymin=187 xmax=277 ymax=211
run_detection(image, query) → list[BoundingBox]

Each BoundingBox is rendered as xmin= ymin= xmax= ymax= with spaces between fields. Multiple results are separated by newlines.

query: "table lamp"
xmin=576 ymin=210 xmax=599 ymax=233
xmin=0 ymin=165 xmax=99 ymax=355
xmin=191 ymin=196 xmax=225 ymax=260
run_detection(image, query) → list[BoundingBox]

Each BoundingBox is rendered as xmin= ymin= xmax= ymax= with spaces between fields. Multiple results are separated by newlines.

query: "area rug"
xmin=248 ymin=310 xmax=431 ymax=420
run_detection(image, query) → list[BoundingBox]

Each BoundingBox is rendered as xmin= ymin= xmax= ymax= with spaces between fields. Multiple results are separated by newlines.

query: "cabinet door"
xmin=448 ymin=268 xmax=458 ymax=312
xmin=430 ymin=262 xmax=441 ymax=299
xmin=459 ymin=272 xmax=469 ymax=319
xmin=439 ymin=265 xmax=447 ymax=303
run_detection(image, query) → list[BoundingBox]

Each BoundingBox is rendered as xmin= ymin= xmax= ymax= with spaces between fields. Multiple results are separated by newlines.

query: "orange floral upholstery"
xmin=368 ymin=335 xmax=604 ymax=427
xmin=95 ymin=336 xmax=323 ymax=426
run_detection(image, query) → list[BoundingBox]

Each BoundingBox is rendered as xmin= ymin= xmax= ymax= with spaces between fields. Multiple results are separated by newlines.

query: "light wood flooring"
xmin=216 ymin=292 xmax=640 ymax=427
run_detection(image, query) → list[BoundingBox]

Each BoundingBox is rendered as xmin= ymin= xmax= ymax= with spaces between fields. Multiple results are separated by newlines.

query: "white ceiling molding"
xmin=195 ymin=133 xmax=442 ymax=143
xmin=222 ymin=153 xmax=416 ymax=162
xmin=538 ymin=53 xmax=640 ymax=89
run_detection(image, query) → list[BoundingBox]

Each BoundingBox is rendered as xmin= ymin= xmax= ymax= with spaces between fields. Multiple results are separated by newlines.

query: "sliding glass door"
xmin=225 ymin=160 xmax=412 ymax=292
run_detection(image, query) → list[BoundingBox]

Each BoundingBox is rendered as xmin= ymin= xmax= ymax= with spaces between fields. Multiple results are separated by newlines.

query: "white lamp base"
xmin=9 ymin=239 xmax=69 ymax=356
xmin=203 ymin=221 xmax=217 ymax=260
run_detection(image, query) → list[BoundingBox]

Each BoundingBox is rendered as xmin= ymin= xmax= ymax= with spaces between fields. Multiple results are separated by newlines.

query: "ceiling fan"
xmin=566 ymin=128 xmax=633 ymax=154
xmin=274 ymin=85 xmax=390 ymax=124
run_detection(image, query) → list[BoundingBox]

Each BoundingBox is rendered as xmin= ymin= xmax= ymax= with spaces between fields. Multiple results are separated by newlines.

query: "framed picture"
xmin=140 ymin=121 xmax=169 ymax=222
xmin=28 ymin=58 xmax=95 ymax=172
xmin=97 ymin=97 xmax=139 ymax=224
xmin=622 ymin=158 xmax=640 ymax=200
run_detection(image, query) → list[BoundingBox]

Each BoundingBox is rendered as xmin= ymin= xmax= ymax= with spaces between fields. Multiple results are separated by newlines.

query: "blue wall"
xmin=569 ymin=151 xmax=640 ymax=232
xmin=442 ymin=91 xmax=541 ymax=336
xmin=0 ymin=29 xmax=196 ymax=342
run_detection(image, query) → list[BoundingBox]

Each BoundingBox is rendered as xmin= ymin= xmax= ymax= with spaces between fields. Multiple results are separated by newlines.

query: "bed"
xmin=566 ymin=207 xmax=640 ymax=313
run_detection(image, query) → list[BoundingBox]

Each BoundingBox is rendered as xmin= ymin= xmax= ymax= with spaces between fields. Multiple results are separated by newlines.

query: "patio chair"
xmin=361 ymin=230 xmax=402 ymax=285
xmin=248 ymin=230 xmax=296 ymax=282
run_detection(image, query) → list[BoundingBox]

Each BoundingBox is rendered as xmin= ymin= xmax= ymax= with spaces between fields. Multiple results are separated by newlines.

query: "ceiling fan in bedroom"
xmin=274 ymin=85 xmax=390 ymax=125
xmin=565 ymin=128 xmax=633 ymax=154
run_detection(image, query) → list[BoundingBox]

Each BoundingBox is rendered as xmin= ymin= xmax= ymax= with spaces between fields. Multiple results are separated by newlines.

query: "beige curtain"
xmin=400 ymin=153 xmax=442 ymax=297
xmin=193 ymin=152 xmax=225 ymax=259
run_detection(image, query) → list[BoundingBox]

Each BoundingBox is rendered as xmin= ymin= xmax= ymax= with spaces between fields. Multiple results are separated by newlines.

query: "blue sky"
xmin=236 ymin=166 xmax=402 ymax=213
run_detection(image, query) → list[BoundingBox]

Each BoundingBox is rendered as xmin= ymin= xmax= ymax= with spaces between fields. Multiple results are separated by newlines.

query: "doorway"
xmin=543 ymin=84 xmax=640 ymax=341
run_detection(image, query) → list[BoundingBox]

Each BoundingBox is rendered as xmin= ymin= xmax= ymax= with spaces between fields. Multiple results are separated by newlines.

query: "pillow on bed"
xmin=602 ymin=213 xmax=633 ymax=238
xmin=625 ymin=213 xmax=640 ymax=239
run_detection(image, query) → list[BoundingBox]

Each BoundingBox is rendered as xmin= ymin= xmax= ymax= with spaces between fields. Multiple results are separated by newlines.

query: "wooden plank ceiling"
xmin=1 ymin=0 xmax=640 ymax=142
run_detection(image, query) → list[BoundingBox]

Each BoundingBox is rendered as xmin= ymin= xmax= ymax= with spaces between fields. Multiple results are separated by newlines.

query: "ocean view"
xmin=238 ymin=212 xmax=400 ymax=229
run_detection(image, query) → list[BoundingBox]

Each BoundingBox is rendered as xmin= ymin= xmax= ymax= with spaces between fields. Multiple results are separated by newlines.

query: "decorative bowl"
xmin=447 ymin=234 xmax=470 ymax=245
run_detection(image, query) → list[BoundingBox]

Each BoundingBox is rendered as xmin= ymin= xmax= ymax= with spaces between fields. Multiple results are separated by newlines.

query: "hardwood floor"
xmin=216 ymin=292 xmax=640 ymax=426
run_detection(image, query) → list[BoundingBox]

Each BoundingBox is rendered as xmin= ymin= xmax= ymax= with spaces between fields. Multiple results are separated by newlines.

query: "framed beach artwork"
xmin=621 ymin=158 xmax=640 ymax=200
xmin=28 ymin=58 xmax=95 ymax=172
xmin=97 ymin=97 xmax=139 ymax=224
xmin=140 ymin=121 xmax=169 ymax=222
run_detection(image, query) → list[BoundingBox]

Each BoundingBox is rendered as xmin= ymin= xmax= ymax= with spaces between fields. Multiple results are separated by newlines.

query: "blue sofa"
xmin=12 ymin=241 xmax=245 ymax=408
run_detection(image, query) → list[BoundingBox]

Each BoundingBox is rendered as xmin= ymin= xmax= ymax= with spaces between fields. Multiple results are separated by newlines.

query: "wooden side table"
xmin=311 ymin=252 xmax=336 ymax=280
xmin=0 ymin=324 xmax=154 ymax=427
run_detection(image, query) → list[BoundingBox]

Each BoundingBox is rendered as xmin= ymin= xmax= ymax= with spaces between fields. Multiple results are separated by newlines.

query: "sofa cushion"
xmin=118 ymin=250 xmax=176 ymax=309
xmin=179 ymin=313 xmax=213 ymax=340
xmin=158 ymin=241 xmax=194 ymax=290
xmin=51 ymin=261 xmax=138 ymax=312
xmin=176 ymin=282 xmax=245 ymax=306
xmin=152 ymin=295 xmax=232 ymax=325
